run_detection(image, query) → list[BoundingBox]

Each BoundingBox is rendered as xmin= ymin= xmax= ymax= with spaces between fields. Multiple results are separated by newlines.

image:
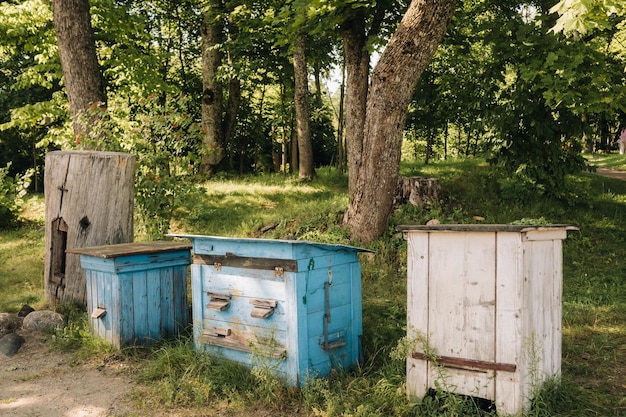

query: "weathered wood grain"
xmin=44 ymin=151 xmax=135 ymax=306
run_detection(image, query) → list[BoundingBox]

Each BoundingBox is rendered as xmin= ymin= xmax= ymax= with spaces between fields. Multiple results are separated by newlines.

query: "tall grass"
xmin=1 ymin=157 xmax=625 ymax=416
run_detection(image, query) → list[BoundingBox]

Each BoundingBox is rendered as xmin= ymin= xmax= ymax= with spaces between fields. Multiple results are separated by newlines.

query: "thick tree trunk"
xmin=342 ymin=14 xmax=370 ymax=194
xmin=293 ymin=36 xmax=315 ymax=179
xmin=52 ymin=0 xmax=106 ymax=141
xmin=44 ymin=151 xmax=135 ymax=307
xmin=200 ymin=11 xmax=224 ymax=172
xmin=344 ymin=0 xmax=456 ymax=244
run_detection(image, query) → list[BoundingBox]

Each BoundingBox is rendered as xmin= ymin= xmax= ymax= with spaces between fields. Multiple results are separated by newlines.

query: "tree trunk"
xmin=52 ymin=0 xmax=106 ymax=141
xmin=342 ymin=13 xmax=370 ymax=194
xmin=200 ymin=10 xmax=224 ymax=173
xmin=344 ymin=0 xmax=456 ymax=244
xmin=44 ymin=151 xmax=135 ymax=307
xmin=293 ymin=35 xmax=315 ymax=179
xmin=223 ymin=12 xmax=241 ymax=168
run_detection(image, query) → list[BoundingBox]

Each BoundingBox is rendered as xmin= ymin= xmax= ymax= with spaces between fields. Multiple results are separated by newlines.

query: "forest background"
xmin=1 ymin=1 xmax=626 ymax=416
xmin=1 ymin=0 xmax=626 ymax=241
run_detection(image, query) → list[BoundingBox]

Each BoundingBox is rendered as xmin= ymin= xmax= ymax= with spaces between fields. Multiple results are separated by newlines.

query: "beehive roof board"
xmin=396 ymin=224 xmax=579 ymax=232
xmin=68 ymin=241 xmax=192 ymax=258
xmin=167 ymin=234 xmax=371 ymax=264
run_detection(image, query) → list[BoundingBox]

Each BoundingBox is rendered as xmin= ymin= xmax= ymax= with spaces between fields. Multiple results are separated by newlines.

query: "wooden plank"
xmin=68 ymin=241 xmax=191 ymax=258
xmin=172 ymin=266 xmax=189 ymax=333
xmin=494 ymin=232 xmax=524 ymax=414
xmin=194 ymin=253 xmax=298 ymax=273
xmin=406 ymin=232 xmax=430 ymax=399
xmin=132 ymin=270 xmax=148 ymax=344
xmin=160 ymin=267 xmax=173 ymax=336
xmin=119 ymin=272 xmax=134 ymax=348
xmin=191 ymin=264 xmax=204 ymax=350
xmin=350 ymin=262 xmax=363 ymax=365
xmin=411 ymin=352 xmax=516 ymax=372
xmin=398 ymin=224 xmax=575 ymax=233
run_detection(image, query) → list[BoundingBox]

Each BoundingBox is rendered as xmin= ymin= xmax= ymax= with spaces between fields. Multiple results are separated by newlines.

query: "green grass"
xmin=2 ymin=157 xmax=625 ymax=416
xmin=585 ymin=152 xmax=626 ymax=171
xmin=0 ymin=194 xmax=45 ymax=312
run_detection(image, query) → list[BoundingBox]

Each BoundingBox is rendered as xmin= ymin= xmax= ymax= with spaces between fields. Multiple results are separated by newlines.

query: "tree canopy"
xmin=1 ymin=0 xmax=625 ymax=240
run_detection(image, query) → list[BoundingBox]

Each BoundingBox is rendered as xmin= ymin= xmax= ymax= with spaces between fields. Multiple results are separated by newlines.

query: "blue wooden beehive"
xmin=71 ymin=241 xmax=191 ymax=348
xmin=170 ymin=234 xmax=366 ymax=386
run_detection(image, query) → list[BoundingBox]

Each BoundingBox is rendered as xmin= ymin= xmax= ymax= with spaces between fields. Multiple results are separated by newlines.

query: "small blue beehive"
xmin=71 ymin=241 xmax=191 ymax=348
xmin=170 ymin=234 xmax=366 ymax=386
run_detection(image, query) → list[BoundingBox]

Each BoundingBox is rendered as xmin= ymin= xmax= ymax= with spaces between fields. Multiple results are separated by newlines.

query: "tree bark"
xmin=200 ymin=10 xmax=224 ymax=173
xmin=44 ymin=151 xmax=135 ymax=307
xmin=344 ymin=0 xmax=456 ymax=244
xmin=52 ymin=0 xmax=106 ymax=141
xmin=342 ymin=12 xmax=370 ymax=194
xmin=293 ymin=35 xmax=315 ymax=179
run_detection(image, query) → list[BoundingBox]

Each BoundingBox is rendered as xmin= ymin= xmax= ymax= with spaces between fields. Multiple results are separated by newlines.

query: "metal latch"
xmin=250 ymin=299 xmax=277 ymax=319
xmin=321 ymin=281 xmax=347 ymax=350
xmin=207 ymin=292 xmax=231 ymax=311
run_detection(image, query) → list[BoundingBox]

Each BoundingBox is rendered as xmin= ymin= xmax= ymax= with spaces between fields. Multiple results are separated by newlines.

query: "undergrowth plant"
xmin=0 ymin=162 xmax=33 ymax=228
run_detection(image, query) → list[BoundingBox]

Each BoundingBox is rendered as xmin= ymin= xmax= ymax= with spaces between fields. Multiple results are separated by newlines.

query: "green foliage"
xmin=0 ymin=162 xmax=33 ymax=228
xmin=75 ymin=93 xmax=203 ymax=240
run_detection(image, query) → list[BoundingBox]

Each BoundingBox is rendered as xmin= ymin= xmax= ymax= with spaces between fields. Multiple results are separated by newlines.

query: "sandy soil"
xmin=0 ymin=330 xmax=137 ymax=417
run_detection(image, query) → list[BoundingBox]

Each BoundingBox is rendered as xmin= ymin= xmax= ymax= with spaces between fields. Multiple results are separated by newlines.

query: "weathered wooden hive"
xmin=69 ymin=241 xmax=191 ymax=348
xmin=171 ymin=234 xmax=366 ymax=386
xmin=44 ymin=150 xmax=135 ymax=307
xmin=398 ymin=224 xmax=577 ymax=415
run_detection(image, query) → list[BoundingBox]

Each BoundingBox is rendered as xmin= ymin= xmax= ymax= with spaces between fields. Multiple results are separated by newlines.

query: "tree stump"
xmin=44 ymin=151 xmax=135 ymax=307
xmin=394 ymin=176 xmax=442 ymax=207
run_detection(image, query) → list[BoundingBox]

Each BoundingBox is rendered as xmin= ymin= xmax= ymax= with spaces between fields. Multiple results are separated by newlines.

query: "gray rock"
xmin=22 ymin=310 xmax=64 ymax=332
xmin=0 ymin=333 xmax=25 ymax=356
xmin=0 ymin=313 xmax=23 ymax=336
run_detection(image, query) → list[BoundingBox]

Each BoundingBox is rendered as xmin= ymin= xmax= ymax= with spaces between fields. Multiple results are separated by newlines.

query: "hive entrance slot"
xmin=206 ymin=292 xmax=231 ymax=311
xmin=50 ymin=218 xmax=69 ymax=284
xmin=250 ymin=299 xmax=277 ymax=319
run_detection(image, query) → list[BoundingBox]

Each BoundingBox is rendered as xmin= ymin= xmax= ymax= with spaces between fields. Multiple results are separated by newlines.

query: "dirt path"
xmin=0 ymin=330 xmax=137 ymax=417
xmin=595 ymin=166 xmax=626 ymax=180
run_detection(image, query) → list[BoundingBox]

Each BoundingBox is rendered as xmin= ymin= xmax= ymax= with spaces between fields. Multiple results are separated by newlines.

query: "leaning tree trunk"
xmin=52 ymin=0 xmax=106 ymax=141
xmin=44 ymin=151 xmax=135 ymax=307
xmin=293 ymin=35 xmax=315 ymax=179
xmin=344 ymin=0 xmax=456 ymax=244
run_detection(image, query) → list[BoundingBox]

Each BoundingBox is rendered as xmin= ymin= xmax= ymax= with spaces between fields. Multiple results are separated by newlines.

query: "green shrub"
xmin=0 ymin=162 xmax=33 ymax=228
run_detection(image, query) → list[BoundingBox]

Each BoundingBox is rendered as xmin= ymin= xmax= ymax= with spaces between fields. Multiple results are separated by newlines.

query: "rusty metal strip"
xmin=193 ymin=253 xmax=298 ymax=272
xmin=412 ymin=352 xmax=517 ymax=373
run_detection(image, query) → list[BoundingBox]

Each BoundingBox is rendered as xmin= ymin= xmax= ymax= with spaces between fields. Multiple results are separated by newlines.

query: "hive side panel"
xmin=549 ymin=239 xmax=563 ymax=376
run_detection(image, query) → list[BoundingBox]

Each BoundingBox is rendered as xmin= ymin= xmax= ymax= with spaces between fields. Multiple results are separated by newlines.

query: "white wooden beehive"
xmin=399 ymin=224 xmax=576 ymax=415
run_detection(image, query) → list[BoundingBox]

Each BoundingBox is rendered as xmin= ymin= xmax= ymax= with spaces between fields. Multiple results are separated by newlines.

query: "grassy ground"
xmin=1 ymin=155 xmax=625 ymax=416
